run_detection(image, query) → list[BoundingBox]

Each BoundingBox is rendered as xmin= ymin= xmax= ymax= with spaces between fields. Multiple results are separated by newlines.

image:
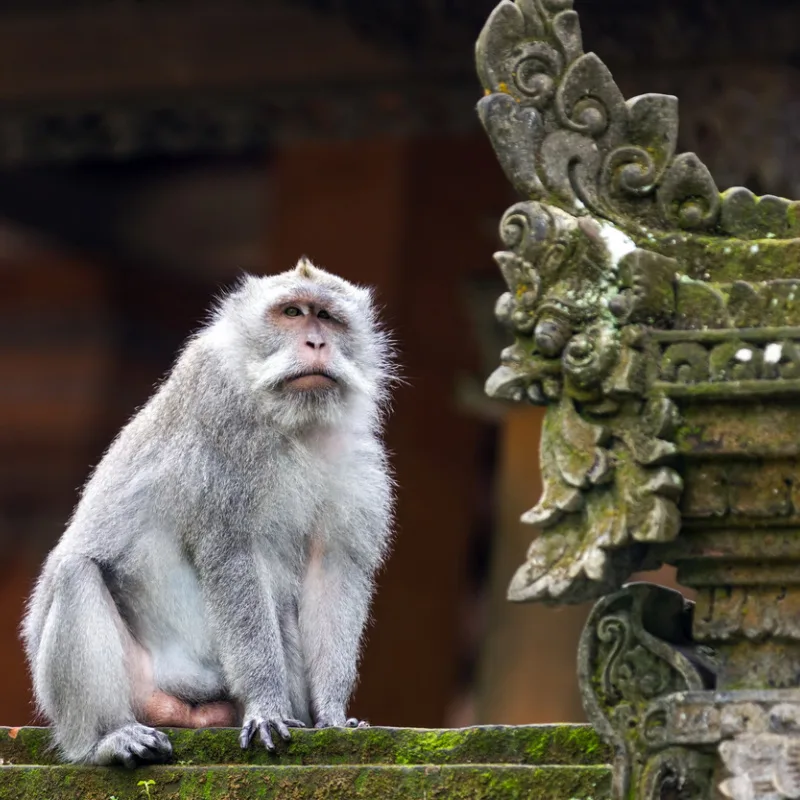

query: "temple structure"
xmin=479 ymin=0 xmax=800 ymax=797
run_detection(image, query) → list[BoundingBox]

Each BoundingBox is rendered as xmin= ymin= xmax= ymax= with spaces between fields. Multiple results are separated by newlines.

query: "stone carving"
xmin=720 ymin=733 xmax=800 ymax=800
xmin=487 ymin=198 xmax=684 ymax=604
xmin=579 ymin=588 xmax=800 ymax=799
xmin=478 ymin=0 xmax=800 ymax=605
xmin=475 ymin=0 xmax=800 ymax=241
xmin=578 ymin=584 xmax=716 ymax=800
xmin=477 ymin=2 xmax=800 ymax=798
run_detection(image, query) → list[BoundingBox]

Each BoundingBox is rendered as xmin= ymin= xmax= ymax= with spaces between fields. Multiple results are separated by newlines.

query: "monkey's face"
xmin=217 ymin=267 xmax=390 ymax=429
xmin=268 ymin=297 xmax=348 ymax=395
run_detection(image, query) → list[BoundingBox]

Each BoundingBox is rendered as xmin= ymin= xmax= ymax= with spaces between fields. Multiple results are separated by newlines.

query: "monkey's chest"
xmin=252 ymin=452 xmax=339 ymax=530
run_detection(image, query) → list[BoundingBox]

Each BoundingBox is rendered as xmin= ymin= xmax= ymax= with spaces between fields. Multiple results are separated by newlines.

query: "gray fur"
xmin=21 ymin=259 xmax=395 ymax=766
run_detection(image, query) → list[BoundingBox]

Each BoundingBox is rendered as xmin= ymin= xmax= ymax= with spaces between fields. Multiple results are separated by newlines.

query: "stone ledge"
xmin=0 ymin=763 xmax=612 ymax=800
xmin=0 ymin=724 xmax=610 ymax=767
xmin=0 ymin=725 xmax=612 ymax=799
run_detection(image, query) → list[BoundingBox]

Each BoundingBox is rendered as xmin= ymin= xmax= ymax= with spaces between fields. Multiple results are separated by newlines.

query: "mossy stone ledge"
xmin=0 ymin=725 xmax=611 ymax=799
xmin=0 ymin=725 xmax=611 ymax=800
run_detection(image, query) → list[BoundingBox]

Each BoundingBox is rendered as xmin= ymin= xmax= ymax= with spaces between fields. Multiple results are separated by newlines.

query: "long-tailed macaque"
xmin=21 ymin=259 xmax=395 ymax=767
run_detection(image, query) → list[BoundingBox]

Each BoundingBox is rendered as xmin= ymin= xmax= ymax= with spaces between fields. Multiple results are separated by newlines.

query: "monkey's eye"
xmin=317 ymin=309 xmax=331 ymax=320
xmin=284 ymin=306 xmax=302 ymax=317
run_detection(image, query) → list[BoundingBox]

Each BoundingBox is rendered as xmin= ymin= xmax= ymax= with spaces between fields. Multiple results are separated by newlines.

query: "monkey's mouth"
xmin=283 ymin=370 xmax=339 ymax=391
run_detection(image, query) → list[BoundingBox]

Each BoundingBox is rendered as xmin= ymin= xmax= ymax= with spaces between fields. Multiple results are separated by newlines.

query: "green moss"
xmin=0 ymin=728 xmax=55 ymax=766
xmin=0 ymin=726 xmax=612 ymax=798
xmin=0 ymin=764 xmax=611 ymax=800
xmin=393 ymin=729 xmax=466 ymax=765
xmin=636 ymin=229 xmax=800 ymax=284
xmin=0 ymin=725 xmax=610 ymax=768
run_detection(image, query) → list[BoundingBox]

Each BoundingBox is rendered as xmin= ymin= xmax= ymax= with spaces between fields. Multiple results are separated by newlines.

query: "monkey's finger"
xmin=284 ymin=718 xmax=307 ymax=729
xmin=258 ymin=721 xmax=276 ymax=751
xmin=131 ymin=742 xmax=159 ymax=762
xmin=273 ymin=720 xmax=292 ymax=741
xmin=150 ymin=729 xmax=172 ymax=749
xmin=140 ymin=731 xmax=169 ymax=752
xmin=120 ymin=751 xmax=138 ymax=769
xmin=239 ymin=720 xmax=256 ymax=749
xmin=140 ymin=739 xmax=172 ymax=763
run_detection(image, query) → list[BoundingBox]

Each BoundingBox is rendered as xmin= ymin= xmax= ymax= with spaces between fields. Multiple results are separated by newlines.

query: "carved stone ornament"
xmin=477 ymin=0 xmax=800 ymax=605
xmin=578 ymin=584 xmax=716 ymax=800
xmin=477 ymin=1 xmax=800 ymax=798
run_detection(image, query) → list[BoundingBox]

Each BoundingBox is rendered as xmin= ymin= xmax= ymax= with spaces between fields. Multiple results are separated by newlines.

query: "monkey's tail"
xmin=24 ymin=553 xmax=136 ymax=764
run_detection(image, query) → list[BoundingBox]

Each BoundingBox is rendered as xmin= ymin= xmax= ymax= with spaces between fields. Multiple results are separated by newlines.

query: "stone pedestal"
xmin=477 ymin=1 xmax=800 ymax=797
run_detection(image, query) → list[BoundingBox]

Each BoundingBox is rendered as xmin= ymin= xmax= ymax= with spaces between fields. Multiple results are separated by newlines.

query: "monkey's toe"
xmin=315 ymin=716 xmax=369 ymax=729
xmin=93 ymin=723 xmax=173 ymax=768
xmin=240 ymin=715 xmax=301 ymax=751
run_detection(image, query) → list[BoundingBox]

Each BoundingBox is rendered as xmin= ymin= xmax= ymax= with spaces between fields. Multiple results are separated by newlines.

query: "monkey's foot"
xmin=314 ymin=717 xmax=370 ymax=729
xmin=239 ymin=715 xmax=306 ymax=751
xmin=93 ymin=723 xmax=173 ymax=768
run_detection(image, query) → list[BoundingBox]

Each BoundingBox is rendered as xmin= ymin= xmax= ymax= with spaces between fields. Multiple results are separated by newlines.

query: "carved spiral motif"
xmin=569 ymin=97 xmax=608 ymax=137
xmin=677 ymin=198 xmax=716 ymax=230
xmin=514 ymin=59 xmax=555 ymax=108
xmin=661 ymin=343 xmax=710 ymax=384
xmin=562 ymin=324 xmax=619 ymax=389
xmin=597 ymin=615 xmax=629 ymax=702
xmin=534 ymin=315 xmax=571 ymax=357
xmin=511 ymin=43 xmax=563 ymax=109
xmin=499 ymin=212 xmax=527 ymax=249
xmin=564 ymin=334 xmax=593 ymax=365
xmin=605 ymin=146 xmax=658 ymax=197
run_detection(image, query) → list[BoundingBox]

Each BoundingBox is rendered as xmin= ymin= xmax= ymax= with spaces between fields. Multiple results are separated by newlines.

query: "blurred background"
xmin=2 ymin=0 xmax=800 ymax=730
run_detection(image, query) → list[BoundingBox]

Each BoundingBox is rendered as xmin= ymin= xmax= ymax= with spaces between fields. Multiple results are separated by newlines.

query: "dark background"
xmin=0 ymin=0 xmax=797 ymax=729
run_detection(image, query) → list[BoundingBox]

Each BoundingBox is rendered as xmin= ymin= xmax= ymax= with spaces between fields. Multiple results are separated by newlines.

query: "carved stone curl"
xmin=578 ymin=584 xmax=716 ymax=800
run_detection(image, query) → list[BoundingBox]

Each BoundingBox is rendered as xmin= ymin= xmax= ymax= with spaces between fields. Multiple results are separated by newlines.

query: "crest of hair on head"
xmin=295 ymin=256 xmax=316 ymax=279
xmin=292 ymin=256 xmax=344 ymax=288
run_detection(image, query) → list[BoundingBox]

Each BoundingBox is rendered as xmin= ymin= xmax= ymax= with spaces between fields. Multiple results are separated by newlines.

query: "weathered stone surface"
xmin=0 ymin=764 xmax=611 ymax=800
xmin=0 ymin=724 xmax=610 ymax=767
xmin=0 ymin=725 xmax=611 ymax=799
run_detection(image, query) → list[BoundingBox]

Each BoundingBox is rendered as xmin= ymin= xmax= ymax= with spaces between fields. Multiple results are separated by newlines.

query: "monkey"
xmin=20 ymin=258 xmax=396 ymax=768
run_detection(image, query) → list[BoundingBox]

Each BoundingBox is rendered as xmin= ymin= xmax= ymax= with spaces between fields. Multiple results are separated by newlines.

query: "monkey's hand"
xmin=239 ymin=714 xmax=306 ymax=751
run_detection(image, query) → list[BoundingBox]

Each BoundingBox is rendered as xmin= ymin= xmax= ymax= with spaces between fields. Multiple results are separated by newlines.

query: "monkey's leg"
xmin=34 ymin=554 xmax=172 ymax=766
xmin=299 ymin=543 xmax=371 ymax=728
xmin=197 ymin=547 xmax=306 ymax=751
xmin=280 ymin=601 xmax=312 ymax=726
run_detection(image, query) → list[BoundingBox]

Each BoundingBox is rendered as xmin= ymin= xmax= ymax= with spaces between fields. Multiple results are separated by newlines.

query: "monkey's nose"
xmin=305 ymin=337 xmax=325 ymax=350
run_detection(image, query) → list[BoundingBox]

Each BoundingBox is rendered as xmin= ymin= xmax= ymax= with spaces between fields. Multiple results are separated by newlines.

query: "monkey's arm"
xmin=196 ymin=542 xmax=304 ymax=749
xmin=299 ymin=538 xmax=381 ymax=728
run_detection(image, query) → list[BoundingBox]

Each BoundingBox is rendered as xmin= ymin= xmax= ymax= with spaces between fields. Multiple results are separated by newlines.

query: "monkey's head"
xmin=207 ymin=258 xmax=394 ymax=430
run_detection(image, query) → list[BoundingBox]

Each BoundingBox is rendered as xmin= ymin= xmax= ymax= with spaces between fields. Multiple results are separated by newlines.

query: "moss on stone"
xmin=0 ymin=728 xmax=55 ymax=766
xmin=0 ymin=725 xmax=611 ymax=768
xmin=637 ymin=230 xmax=800 ymax=284
xmin=0 ymin=725 xmax=612 ymax=798
xmin=0 ymin=763 xmax=612 ymax=800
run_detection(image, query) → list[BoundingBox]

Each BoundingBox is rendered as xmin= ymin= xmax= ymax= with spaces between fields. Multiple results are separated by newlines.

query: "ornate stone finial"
xmin=477 ymin=0 xmax=800 ymax=606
